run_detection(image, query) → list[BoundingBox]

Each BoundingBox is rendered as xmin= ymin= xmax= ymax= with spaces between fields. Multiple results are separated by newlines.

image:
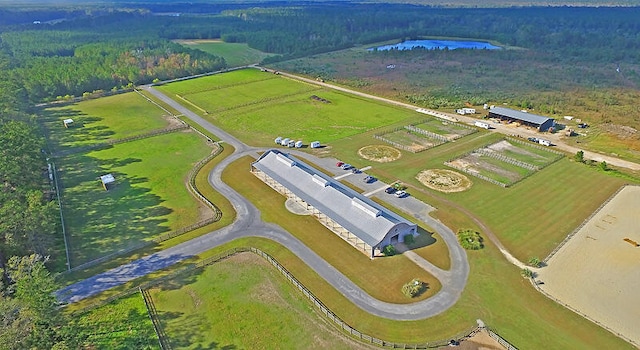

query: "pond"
xmin=369 ymin=39 xmax=501 ymax=51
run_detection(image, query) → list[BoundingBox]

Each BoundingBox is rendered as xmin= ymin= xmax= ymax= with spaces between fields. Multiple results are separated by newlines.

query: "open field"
xmin=272 ymin=44 xmax=640 ymax=164
xmin=42 ymin=92 xmax=171 ymax=153
xmin=174 ymin=39 xmax=276 ymax=67
xmin=224 ymin=156 xmax=443 ymax=304
xmin=58 ymin=131 xmax=212 ymax=267
xmin=538 ymin=185 xmax=640 ymax=347
xmin=150 ymin=253 xmax=376 ymax=350
xmin=157 ymin=69 xmax=419 ymax=145
xmin=74 ymin=293 xmax=157 ymax=349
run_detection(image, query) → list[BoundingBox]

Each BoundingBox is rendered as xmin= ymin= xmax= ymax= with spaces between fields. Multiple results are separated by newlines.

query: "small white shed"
xmin=100 ymin=174 xmax=115 ymax=191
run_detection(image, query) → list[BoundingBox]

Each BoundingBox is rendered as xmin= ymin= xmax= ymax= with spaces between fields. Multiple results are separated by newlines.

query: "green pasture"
xmin=176 ymin=40 xmax=276 ymax=67
xmin=150 ymin=253 xmax=366 ymax=350
xmin=42 ymin=92 xmax=169 ymax=153
xmin=74 ymin=293 xmax=158 ymax=349
xmin=155 ymin=68 xmax=274 ymax=96
xmin=59 ymin=131 xmax=212 ymax=267
xmin=156 ymin=69 xmax=419 ymax=145
xmin=183 ymin=77 xmax=319 ymax=113
xmin=224 ymin=156 xmax=444 ymax=304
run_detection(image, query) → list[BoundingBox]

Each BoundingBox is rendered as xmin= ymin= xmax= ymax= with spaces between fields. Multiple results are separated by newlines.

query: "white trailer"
xmin=539 ymin=139 xmax=551 ymax=146
xmin=274 ymin=136 xmax=282 ymax=144
xmin=280 ymin=138 xmax=290 ymax=146
xmin=310 ymin=141 xmax=321 ymax=148
xmin=294 ymin=140 xmax=303 ymax=148
xmin=474 ymin=121 xmax=490 ymax=129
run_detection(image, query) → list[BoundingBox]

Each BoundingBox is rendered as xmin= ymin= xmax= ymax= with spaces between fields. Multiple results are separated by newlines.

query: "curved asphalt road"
xmin=57 ymin=81 xmax=469 ymax=321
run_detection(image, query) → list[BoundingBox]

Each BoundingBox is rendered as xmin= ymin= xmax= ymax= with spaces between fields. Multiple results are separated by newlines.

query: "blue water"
xmin=369 ymin=39 xmax=501 ymax=51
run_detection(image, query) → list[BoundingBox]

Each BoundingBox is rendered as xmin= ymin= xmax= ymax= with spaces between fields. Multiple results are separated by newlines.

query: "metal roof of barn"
xmin=489 ymin=106 xmax=553 ymax=125
xmin=252 ymin=150 xmax=415 ymax=247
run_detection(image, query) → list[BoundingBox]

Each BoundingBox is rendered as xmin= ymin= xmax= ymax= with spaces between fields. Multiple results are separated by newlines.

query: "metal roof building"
xmin=251 ymin=149 xmax=417 ymax=258
xmin=488 ymin=106 xmax=555 ymax=131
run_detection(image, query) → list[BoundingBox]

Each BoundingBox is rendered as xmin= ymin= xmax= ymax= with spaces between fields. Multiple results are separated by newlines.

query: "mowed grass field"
xmin=174 ymin=39 xmax=276 ymax=68
xmin=42 ymin=92 xmax=170 ymax=153
xmin=73 ymin=293 xmax=158 ymax=349
xmin=58 ymin=130 xmax=212 ymax=267
xmin=150 ymin=253 xmax=374 ymax=350
xmin=157 ymin=68 xmax=419 ymax=145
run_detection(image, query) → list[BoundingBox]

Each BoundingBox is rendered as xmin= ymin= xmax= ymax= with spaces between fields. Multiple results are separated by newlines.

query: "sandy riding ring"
xmin=358 ymin=145 xmax=402 ymax=163
xmin=416 ymin=169 xmax=472 ymax=193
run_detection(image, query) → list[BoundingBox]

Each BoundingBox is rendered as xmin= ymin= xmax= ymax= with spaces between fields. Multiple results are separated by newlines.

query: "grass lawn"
xmin=224 ymin=156 xmax=443 ymax=304
xmin=155 ymin=68 xmax=273 ymax=96
xmin=156 ymin=69 xmax=419 ymax=146
xmin=42 ymin=92 xmax=170 ymax=153
xmin=150 ymin=253 xmax=373 ymax=350
xmin=59 ymin=131 xmax=213 ymax=267
xmin=174 ymin=39 xmax=276 ymax=67
xmin=74 ymin=292 xmax=158 ymax=349
xmin=183 ymin=77 xmax=319 ymax=113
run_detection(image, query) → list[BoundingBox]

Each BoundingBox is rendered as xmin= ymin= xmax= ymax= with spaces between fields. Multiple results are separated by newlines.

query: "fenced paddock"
xmin=445 ymin=139 xmax=563 ymax=187
xmin=537 ymin=185 xmax=640 ymax=347
xmin=375 ymin=127 xmax=447 ymax=153
xmin=410 ymin=118 xmax=477 ymax=140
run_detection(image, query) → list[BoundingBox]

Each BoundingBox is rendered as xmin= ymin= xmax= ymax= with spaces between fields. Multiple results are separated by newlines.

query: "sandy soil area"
xmin=537 ymin=185 xmax=640 ymax=346
xmin=416 ymin=169 xmax=472 ymax=193
xmin=358 ymin=145 xmax=402 ymax=162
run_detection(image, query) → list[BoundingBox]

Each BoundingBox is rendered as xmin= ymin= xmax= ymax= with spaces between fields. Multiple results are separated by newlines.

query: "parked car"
xmin=527 ymin=137 xmax=538 ymax=143
xmin=363 ymin=175 xmax=375 ymax=183
xmin=394 ymin=190 xmax=407 ymax=198
xmin=336 ymin=161 xmax=344 ymax=167
xmin=341 ymin=163 xmax=352 ymax=170
xmin=384 ymin=187 xmax=396 ymax=194
xmin=351 ymin=167 xmax=360 ymax=174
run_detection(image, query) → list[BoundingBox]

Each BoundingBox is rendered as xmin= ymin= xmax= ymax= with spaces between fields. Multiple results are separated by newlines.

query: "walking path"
xmin=57 ymin=85 xmax=470 ymax=321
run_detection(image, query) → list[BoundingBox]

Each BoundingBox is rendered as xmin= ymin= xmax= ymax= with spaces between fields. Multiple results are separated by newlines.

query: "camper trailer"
xmin=295 ymin=140 xmax=303 ymax=148
xmin=538 ymin=139 xmax=551 ymax=147
xmin=474 ymin=121 xmax=490 ymax=129
xmin=310 ymin=141 xmax=321 ymax=148
xmin=274 ymin=136 xmax=282 ymax=144
xmin=280 ymin=138 xmax=290 ymax=146
xmin=287 ymin=140 xmax=296 ymax=148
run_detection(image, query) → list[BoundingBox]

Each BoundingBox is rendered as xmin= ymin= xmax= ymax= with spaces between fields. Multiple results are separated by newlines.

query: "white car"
xmin=394 ymin=190 xmax=407 ymax=198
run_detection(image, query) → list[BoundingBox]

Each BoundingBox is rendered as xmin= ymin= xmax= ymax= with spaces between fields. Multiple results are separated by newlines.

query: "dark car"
xmin=363 ymin=175 xmax=376 ymax=183
xmin=385 ymin=187 xmax=396 ymax=194
xmin=527 ymin=137 xmax=537 ymax=142
xmin=351 ymin=167 xmax=360 ymax=174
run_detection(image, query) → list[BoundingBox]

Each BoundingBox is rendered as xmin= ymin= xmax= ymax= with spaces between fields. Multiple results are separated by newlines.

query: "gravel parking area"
xmin=537 ymin=185 xmax=640 ymax=346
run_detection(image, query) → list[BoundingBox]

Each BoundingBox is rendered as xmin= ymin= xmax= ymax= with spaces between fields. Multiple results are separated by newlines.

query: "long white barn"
xmin=251 ymin=149 xmax=417 ymax=258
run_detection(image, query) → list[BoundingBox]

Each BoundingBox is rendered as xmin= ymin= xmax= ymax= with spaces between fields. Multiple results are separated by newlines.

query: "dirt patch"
xmin=416 ymin=169 xmax=472 ymax=193
xmin=440 ymin=329 xmax=506 ymax=350
xmin=358 ymin=145 xmax=402 ymax=162
xmin=601 ymin=123 xmax=639 ymax=140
